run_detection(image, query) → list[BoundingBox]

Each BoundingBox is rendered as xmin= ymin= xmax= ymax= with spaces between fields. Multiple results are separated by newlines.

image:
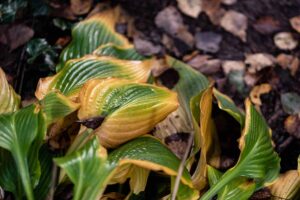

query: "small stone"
xmin=195 ymin=31 xmax=222 ymax=53
xmin=133 ymin=36 xmax=162 ymax=56
xmin=274 ymin=32 xmax=298 ymax=50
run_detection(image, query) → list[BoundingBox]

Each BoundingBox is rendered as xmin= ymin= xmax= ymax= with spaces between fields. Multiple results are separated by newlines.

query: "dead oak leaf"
xmin=220 ymin=10 xmax=247 ymax=42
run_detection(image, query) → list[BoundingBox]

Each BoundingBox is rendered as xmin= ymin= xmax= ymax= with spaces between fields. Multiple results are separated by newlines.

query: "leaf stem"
xmin=15 ymin=151 xmax=34 ymax=200
xmin=200 ymin=170 xmax=237 ymax=200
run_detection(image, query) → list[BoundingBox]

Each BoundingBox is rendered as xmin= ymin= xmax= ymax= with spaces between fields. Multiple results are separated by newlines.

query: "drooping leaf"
xmin=108 ymin=136 xmax=197 ymax=199
xmin=54 ymin=137 xmax=112 ymax=200
xmin=200 ymin=99 xmax=280 ymax=200
xmin=0 ymin=105 xmax=46 ymax=200
xmin=269 ymin=170 xmax=300 ymax=200
xmin=78 ymin=78 xmax=178 ymax=148
xmin=207 ymin=166 xmax=256 ymax=200
xmin=35 ymin=55 xmax=153 ymax=100
xmin=0 ymin=68 xmax=20 ymax=114
xmin=192 ymin=87 xmax=220 ymax=190
xmin=213 ymin=88 xmax=245 ymax=126
xmin=93 ymin=43 xmax=148 ymax=60
xmin=57 ymin=8 xmax=130 ymax=71
xmin=39 ymin=92 xmax=80 ymax=125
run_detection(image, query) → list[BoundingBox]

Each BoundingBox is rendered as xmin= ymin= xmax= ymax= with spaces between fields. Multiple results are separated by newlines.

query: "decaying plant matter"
xmin=0 ymin=6 xmax=298 ymax=200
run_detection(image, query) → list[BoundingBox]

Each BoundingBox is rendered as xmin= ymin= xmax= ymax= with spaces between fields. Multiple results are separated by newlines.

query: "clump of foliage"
xmin=1 ymin=6 xmax=297 ymax=200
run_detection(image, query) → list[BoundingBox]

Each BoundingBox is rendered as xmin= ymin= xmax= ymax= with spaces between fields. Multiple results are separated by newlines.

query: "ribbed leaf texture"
xmin=78 ymin=78 xmax=178 ymax=148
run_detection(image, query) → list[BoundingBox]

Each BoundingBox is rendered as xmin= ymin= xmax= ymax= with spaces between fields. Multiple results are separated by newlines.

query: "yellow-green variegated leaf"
xmin=39 ymin=92 xmax=79 ymax=125
xmin=192 ymin=87 xmax=220 ymax=190
xmin=35 ymin=56 xmax=152 ymax=100
xmin=213 ymin=88 xmax=245 ymax=126
xmin=0 ymin=68 xmax=20 ymax=114
xmin=269 ymin=170 xmax=300 ymax=200
xmin=93 ymin=43 xmax=148 ymax=60
xmin=200 ymin=99 xmax=280 ymax=200
xmin=108 ymin=136 xmax=198 ymax=199
xmin=57 ymin=8 xmax=130 ymax=71
xmin=78 ymin=78 xmax=178 ymax=148
xmin=207 ymin=166 xmax=256 ymax=200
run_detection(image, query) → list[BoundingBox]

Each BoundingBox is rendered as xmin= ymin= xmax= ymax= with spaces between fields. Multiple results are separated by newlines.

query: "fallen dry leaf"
xmin=0 ymin=24 xmax=34 ymax=51
xmin=253 ymin=16 xmax=281 ymax=35
xmin=177 ymin=0 xmax=202 ymax=18
xmin=195 ymin=31 xmax=222 ymax=53
xmin=274 ymin=32 xmax=298 ymax=50
xmin=221 ymin=0 xmax=237 ymax=5
xmin=71 ymin=0 xmax=93 ymax=15
xmin=245 ymin=53 xmax=276 ymax=73
xmin=277 ymin=54 xmax=299 ymax=76
xmin=284 ymin=115 xmax=300 ymax=139
xmin=250 ymin=83 xmax=272 ymax=106
xmin=290 ymin=16 xmax=300 ymax=33
xmin=220 ymin=10 xmax=247 ymax=42
xmin=187 ymin=55 xmax=221 ymax=75
xmin=134 ymin=35 xmax=162 ymax=56
xmin=155 ymin=6 xmax=194 ymax=47
xmin=222 ymin=60 xmax=245 ymax=75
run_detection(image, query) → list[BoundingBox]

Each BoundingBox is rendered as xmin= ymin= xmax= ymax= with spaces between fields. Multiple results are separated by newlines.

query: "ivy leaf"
xmin=0 ymin=68 xmax=20 ymax=114
xmin=35 ymin=55 xmax=153 ymax=100
xmin=0 ymin=105 xmax=46 ymax=200
xmin=57 ymin=8 xmax=130 ymax=71
xmin=78 ymin=78 xmax=178 ymax=148
xmin=200 ymin=99 xmax=280 ymax=200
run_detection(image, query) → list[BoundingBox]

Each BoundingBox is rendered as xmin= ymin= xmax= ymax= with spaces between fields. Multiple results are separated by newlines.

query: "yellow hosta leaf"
xmin=0 ymin=68 xmax=20 ymax=114
xmin=78 ymin=78 xmax=178 ymax=148
xmin=35 ymin=56 xmax=153 ymax=100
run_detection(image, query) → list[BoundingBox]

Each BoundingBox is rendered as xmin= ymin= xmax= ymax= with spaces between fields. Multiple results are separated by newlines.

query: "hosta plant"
xmin=0 ymin=6 xmax=286 ymax=200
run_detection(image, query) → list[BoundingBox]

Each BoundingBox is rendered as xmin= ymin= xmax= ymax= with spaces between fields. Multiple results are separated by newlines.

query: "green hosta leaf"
xmin=54 ymin=137 xmax=112 ymax=200
xmin=213 ymin=88 xmax=245 ymax=126
xmin=78 ymin=78 xmax=178 ymax=148
xmin=0 ymin=105 xmax=46 ymax=200
xmin=200 ymin=99 xmax=280 ymax=200
xmin=93 ymin=43 xmax=148 ymax=60
xmin=39 ymin=92 xmax=79 ymax=125
xmin=207 ymin=166 xmax=256 ymax=200
xmin=108 ymin=136 xmax=197 ymax=199
xmin=166 ymin=56 xmax=209 ymax=119
xmin=36 ymin=56 xmax=152 ymax=100
xmin=57 ymin=8 xmax=130 ymax=71
xmin=0 ymin=68 xmax=20 ymax=114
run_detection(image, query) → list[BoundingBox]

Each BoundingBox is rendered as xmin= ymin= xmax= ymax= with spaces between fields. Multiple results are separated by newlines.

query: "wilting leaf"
xmin=0 ymin=68 xmax=20 ymax=114
xmin=78 ymin=78 xmax=178 ymax=148
xmin=108 ymin=136 xmax=197 ymax=199
xmin=0 ymin=105 xmax=46 ymax=200
xmin=269 ymin=170 xmax=300 ymax=200
xmin=93 ymin=43 xmax=148 ymax=60
xmin=55 ymin=137 xmax=112 ymax=200
xmin=200 ymin=99 xmax=280 ymax=200
xmin=35 ymin=55 xmax=153 ymax=100
xmin=57 ymin=8 xmax=130 ymax=71
xmin=213 ymin=88 xmax=245 ymax=126
xmin=39 ymin=92 xmax=80 ymax=125
xmin=192 ymin=87 xmax=220 ymax=190
xmin=207 ymin=166 xmax=256 ymax=200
